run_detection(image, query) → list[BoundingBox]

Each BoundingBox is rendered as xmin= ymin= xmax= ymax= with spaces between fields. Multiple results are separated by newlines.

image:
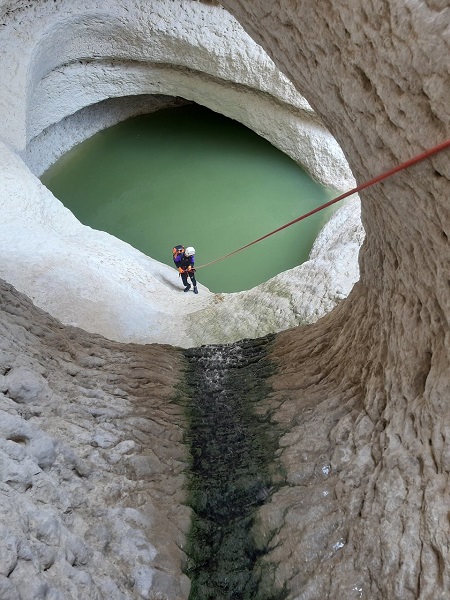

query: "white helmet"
xmin=185 ymin=246 xmax=195 ymax=256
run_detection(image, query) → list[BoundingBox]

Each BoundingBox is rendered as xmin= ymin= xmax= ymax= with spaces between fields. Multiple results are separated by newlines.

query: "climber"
xmin=172 ymin=245 xmax=198 ymax=294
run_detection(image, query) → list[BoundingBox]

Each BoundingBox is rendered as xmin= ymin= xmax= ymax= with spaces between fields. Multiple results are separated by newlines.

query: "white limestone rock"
xmin=187 ymin=197 xmax=363 ymax=345
xmin=4 ymin=367 xmax=54 ymax=406
xmin=0 ymin=0 xmax=362 ymax=349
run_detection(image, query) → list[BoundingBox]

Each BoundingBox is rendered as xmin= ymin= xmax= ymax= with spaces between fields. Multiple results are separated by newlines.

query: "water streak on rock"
xmin=182 ymin=336 xmax=287 ymax=600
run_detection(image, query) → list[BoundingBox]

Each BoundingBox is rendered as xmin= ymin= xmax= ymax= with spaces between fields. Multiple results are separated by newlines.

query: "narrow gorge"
xmin=0 ymin=1 xmax=449 ymax=599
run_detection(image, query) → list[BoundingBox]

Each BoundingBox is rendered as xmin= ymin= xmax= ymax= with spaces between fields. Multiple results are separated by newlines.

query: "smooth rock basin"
xmin=0 ymin=0 xmax=361 ymax=348
xmin=41 ymin=104 xmax=339 ymax=293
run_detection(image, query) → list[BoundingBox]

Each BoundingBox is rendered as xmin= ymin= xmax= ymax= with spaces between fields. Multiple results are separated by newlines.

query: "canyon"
xmin=0 ymin=1 xmax=448 ymax=599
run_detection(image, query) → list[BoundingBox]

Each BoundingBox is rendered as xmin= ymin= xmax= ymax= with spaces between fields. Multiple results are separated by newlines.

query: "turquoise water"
xmin=41 ymin=103 xmax=338 ymax=293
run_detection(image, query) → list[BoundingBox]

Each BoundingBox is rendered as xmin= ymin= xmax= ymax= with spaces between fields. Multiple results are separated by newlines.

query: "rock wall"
xmin=219 ymin=0 xmax=450 ymax=597
xmin=0 ymin=279 xmax=190 ymax=599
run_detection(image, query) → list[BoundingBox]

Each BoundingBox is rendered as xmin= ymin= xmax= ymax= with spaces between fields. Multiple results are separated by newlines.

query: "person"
xmin=172 ymin=245 xmax=198 ymax=294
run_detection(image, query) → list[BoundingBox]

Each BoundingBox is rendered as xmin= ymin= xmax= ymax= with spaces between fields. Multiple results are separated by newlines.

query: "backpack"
xmin=172 ymin=245 xmax=184 ymax=265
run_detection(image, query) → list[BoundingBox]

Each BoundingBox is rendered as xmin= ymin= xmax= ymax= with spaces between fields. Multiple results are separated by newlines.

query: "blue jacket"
xmin=174 ymin=253 xmax=195 ymax=270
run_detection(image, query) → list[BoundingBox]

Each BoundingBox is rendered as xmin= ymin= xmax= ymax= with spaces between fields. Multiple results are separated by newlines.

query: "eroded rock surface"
xmin=0 ymin=280 xmax=190 ymax=599
xmin=219 ymin=0 xmax=450 ymax=598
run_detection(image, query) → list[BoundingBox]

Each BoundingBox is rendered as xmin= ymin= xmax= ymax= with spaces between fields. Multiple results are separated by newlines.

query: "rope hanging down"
xmin=195 ymin=138 xmax=450 ymax=271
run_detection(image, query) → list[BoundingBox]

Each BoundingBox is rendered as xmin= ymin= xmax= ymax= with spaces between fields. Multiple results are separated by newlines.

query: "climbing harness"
xmin=195 ymin=138 xmax=450 ymax=271
xmin=173 ymin=244 xmax=197 ymax=277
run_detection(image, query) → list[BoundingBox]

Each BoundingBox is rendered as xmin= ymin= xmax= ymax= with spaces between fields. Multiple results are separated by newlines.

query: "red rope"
xmin=196 ymin=138 xmax=450 ymax=270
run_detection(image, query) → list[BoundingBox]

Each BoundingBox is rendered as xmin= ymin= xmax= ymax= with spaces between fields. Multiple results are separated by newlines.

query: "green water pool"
xmin=41 ymin=103 xmax=338 ymax=293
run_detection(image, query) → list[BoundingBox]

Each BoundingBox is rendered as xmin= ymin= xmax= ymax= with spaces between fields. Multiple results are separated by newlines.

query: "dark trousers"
xmin=181 ymin=271 xmax=197 ymax=287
